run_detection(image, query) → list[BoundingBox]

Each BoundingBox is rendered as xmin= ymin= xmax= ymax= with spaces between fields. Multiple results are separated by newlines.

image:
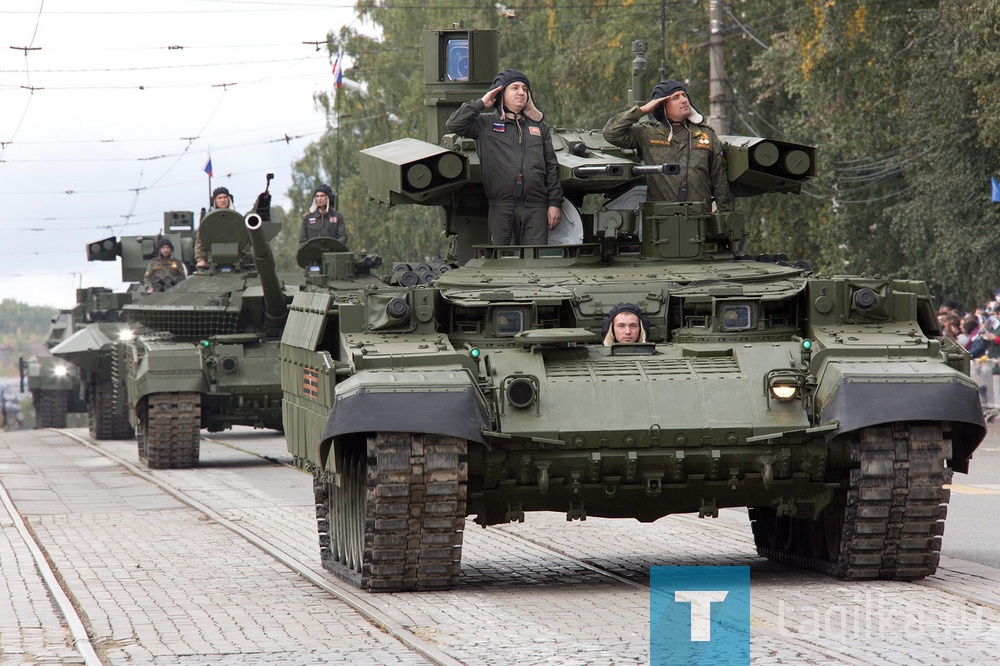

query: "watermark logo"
xmin=776 ymin=589 xmax=986 ymax=641
xmin=650 ymin=566 xmax=750 ymax=665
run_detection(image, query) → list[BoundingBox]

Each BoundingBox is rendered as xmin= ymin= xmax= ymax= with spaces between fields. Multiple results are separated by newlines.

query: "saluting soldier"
xmin=603 ymin=79 xmax=734 ymax=211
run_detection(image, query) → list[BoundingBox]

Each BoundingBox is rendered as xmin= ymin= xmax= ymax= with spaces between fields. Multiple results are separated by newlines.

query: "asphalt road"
xmin=941 ymin=422 xmax=1000 ymax=569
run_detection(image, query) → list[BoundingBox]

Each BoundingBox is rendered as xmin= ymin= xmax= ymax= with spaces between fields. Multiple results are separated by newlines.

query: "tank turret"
xmin=364 ymin=33 xmax=815 ymax=264
xmin=279 ymin=25 xmax=985 ymax=593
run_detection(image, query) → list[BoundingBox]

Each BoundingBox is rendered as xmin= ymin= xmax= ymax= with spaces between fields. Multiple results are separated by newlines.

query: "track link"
xmin=35 ymin=389 xmax=69 ymax=429
xmin=89 ymin=382 xmax=135 ymax=440
xmin=139 ymin=392 xmax=202 ymax=469
xmin=316 ymin=432 xmax=467 ymax=592
xmin=750 ymin=422 xmax=951 ymax=580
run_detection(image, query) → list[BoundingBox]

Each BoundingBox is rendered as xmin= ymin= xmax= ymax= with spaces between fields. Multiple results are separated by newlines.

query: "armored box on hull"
xmin=280 ymin=28 xmax=985 ymax=591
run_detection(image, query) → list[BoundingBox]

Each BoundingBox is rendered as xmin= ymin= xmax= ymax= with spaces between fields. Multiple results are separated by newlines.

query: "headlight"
xmin=119 ymin=328 xmax=135 ymax=342
xmin=768 ymin=380 xmax=799 ymax=401
xmin=53 ymin=365 xmax=69 ymax=377
xmin=764 ymin=369 xmax=805 ymax=404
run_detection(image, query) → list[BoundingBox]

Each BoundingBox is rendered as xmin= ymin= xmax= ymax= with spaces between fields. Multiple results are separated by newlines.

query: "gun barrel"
xmin=631 ymin=164 xmax=681 ymax=176
xmin=572 ymin=165 xmax=626 ymax=178
xmin=244 ymin=213 xmax=288 ymax=330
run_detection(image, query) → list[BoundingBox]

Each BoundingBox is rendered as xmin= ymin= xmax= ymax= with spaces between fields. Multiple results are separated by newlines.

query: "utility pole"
xmin=707 ymin=0 xmax=728 ymax=134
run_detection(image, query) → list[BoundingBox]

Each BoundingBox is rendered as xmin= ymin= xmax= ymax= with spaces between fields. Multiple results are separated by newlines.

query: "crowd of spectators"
xmin=937 ymin=296 xmax=999 ymax=360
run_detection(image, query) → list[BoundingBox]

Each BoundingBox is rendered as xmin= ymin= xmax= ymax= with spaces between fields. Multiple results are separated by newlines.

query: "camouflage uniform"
xmin=603 ymin=106 xmax=734 ymax=211
xmin=144 ymin=255 xmax=185 ymax=292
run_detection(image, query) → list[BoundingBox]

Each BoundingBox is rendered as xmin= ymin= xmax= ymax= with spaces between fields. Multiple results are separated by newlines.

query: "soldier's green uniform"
xmin=603 ymin=81 xmax=734 ymax=211
xmin=144 ymin=238 xmax=186 ymax=292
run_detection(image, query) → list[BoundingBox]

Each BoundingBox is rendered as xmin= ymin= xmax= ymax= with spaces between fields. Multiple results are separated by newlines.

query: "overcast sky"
xmin=1 ymin=0 xmax=366 ymax=310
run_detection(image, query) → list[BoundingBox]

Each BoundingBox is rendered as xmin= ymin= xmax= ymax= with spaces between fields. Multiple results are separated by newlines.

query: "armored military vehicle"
xmin=118 ymin=186 xmax=298 ymax=468
xmin=20 ymin=309 xmax=87 ymax=428
xmin=51 ymin=211 xmax=197 ymax=439
xmin=50 ymin=287 xmax=135 ymax=439
xmin=280 ymin=28 xmax=985 ymax=591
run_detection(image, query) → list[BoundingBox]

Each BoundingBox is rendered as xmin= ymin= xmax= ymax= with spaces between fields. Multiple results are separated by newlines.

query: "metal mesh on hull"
xmin=126 ymin=306 xmax=241 ymax=338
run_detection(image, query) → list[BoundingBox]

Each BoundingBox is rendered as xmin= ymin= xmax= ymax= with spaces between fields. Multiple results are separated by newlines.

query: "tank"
xmin=279 ymin=28 xmax=986 ymax=591
xmin=49 ymin=212 xmax=195 ymax=440
xmin=121 ymin=182 xmax=384 ymax=469
xmin=119 ymin=185 xmax=300 ymax=468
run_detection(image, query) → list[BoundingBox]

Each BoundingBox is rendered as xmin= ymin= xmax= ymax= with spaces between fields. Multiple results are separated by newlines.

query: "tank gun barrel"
xmin=245 ymin=212 xmax=288 ymax=333
xmin=572 ymin=165 xmax=626 ymax=178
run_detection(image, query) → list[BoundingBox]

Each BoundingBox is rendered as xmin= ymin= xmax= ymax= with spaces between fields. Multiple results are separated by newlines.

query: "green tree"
xmin=286 ymin=0 xmax=1000 ymax=311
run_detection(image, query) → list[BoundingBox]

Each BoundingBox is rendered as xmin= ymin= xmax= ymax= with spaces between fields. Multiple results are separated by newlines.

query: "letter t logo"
xmin=674 ymin=590 xmax=729 ymax=641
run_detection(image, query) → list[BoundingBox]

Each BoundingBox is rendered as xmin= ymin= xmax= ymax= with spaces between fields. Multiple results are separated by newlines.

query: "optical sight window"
xmin=494 ymin=309 xmax=525 ymax=336
xmin=721 ymin=304 xmax=753 ymax=331
xmin=446 ymin=38 xmax=469 ymax=81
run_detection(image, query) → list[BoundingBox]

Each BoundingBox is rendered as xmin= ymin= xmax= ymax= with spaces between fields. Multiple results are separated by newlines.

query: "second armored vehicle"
xmin=120 ymin=194 xmax=295 ymax=468
xmin=52 ymin=211 xmax=198 ymax=439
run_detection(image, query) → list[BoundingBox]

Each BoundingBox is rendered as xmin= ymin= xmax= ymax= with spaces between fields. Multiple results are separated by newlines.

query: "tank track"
xmin=315 ymin=432 xmax=467 ymax=592
xmin=750 ymin=422 xmax=952 ymax=580
xmin=138 ymin=392 xmax=201 ymax=469
xmin=35 ymin=389 xmax=68 ymax=429
xmin=89 ymin=382 xmax=135 ymax=440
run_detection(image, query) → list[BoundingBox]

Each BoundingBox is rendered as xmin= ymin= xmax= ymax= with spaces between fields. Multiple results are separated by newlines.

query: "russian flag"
xmin=204 ymin=156 xmax=213 ymax=177
xmin=332 ymin=48 xmax=344 ymax=88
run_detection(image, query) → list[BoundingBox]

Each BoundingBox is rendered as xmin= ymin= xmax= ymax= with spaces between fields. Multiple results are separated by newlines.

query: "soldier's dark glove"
xmin=255 ymin=191 xmax=272 ymax=221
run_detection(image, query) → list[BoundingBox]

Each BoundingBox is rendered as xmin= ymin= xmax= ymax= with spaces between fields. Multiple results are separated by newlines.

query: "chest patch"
xmin=649 ymin=139 xmax=671 ymax=147
xmin=492 ymin=123 xmax=506 ymax=133
xmin=528 ymin=126 xmax=541 ymax=136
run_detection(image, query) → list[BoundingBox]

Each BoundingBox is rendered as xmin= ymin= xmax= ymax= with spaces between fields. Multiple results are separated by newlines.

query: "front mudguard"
xmin=127 ymin=341 xmax=207 ymax=418
xmin=817 ymin=362 xmax=986 ymax=473
xmin=320 ymin=369 xmax=489 ymax=473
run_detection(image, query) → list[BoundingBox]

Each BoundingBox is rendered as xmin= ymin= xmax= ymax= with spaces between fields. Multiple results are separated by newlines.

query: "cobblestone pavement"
xmin=0 ymin=429 xmax=430 ymax=665
xmin=2 ymin=427 xmax=1000 ymax=665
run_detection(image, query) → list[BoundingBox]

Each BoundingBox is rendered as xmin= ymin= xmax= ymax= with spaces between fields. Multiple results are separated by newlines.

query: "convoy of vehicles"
xmin=27 ymin=25 xmax=986 ymax=595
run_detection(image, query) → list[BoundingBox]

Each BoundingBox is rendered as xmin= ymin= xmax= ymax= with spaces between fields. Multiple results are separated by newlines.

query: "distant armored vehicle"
xmin=20 ymin=309 xmax=87 ymax=428
xmin=279 ymin=28 xmax=985 ymax=591
xmin=52 ymin=211 xmax=197 ymax=439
